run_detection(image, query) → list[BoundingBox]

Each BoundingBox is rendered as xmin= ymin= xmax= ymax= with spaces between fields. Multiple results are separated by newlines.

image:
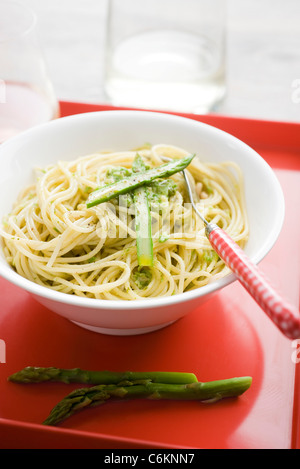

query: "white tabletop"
xmin=24 ymin=0 xmax=300 ymax=123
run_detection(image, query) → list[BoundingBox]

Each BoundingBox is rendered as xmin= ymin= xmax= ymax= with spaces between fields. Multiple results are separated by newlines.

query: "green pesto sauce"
xmin=202 ymin=250 xmax=220 ymax=263
xmin=158 ymin=233 xmax=169 ymax=243
xmin=105 ymin=167 xmax=132 ymax=183
xmin=132 ymin=266 xmax=152 ymax=289
xmin=104 ymin=164 xmax=177 ymax=208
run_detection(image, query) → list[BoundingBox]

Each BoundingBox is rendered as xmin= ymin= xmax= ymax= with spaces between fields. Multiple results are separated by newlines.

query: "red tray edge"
xmin=58 ymin=100 xmax=300 ymax=153
xmin=0 ymin=416 xmax=195 ymax=449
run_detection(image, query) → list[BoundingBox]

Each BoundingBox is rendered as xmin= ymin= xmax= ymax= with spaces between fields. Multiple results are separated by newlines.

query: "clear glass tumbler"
xmin=0 ymin=0 xmax=59 ymax=143
xmin=104 ymin=0 xmax=227 ymax=114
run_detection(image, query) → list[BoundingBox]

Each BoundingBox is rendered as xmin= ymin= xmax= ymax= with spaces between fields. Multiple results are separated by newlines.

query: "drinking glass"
xmin=0 ymin=0 xmax=59 ymax=143
xmin=104 ymin=0 xmax=227 ymax=114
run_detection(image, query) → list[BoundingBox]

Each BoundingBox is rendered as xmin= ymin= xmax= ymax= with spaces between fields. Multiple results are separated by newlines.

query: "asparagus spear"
xmin=132 ymin=154 xmax=153 ymax=267
xmin=86 ymin=154 xmax=195 ymax=207
xmin=43 ymin=377 xmax=252 ymax=426
xmin=131 ymin=152 xmax=149 ymax=174
xmin=8 ymin=367 xmax=198 ymax=385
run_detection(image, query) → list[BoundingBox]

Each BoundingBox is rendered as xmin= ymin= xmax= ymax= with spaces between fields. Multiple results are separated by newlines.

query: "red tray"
xmin=0 ymin=102 xmax=299 ymax=449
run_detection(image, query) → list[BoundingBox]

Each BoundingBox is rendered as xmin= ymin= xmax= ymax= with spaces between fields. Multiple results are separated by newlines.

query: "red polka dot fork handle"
xmin=207 ymin=223 xmax=300 ymax=340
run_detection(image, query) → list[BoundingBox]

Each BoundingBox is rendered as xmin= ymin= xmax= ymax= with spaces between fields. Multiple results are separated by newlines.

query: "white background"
xmin=20 ymin=0 xmax=300 ymax=122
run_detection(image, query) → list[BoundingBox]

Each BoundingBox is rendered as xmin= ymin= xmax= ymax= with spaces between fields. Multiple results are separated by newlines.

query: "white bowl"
xmin=0 ymin=111 xmax=285 ymax=335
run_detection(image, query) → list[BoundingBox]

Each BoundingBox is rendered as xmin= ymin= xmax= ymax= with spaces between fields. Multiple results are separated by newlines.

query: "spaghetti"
xmin=0 ymin=144 xmax=249 ymax=300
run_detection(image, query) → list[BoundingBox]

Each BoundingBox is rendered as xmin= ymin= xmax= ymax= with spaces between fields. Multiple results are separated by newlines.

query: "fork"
xmin=162 ymin=156 xmax=300 ymax=340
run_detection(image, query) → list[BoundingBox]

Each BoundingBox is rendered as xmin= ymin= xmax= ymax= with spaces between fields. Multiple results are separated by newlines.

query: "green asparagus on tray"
xmin=43 ymin=377 xmax=252 ymax=426
xmin=8 ymin=366 xmax=198 ymax=385
xmin=8 ymin=366 xmax=252 ymax=427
